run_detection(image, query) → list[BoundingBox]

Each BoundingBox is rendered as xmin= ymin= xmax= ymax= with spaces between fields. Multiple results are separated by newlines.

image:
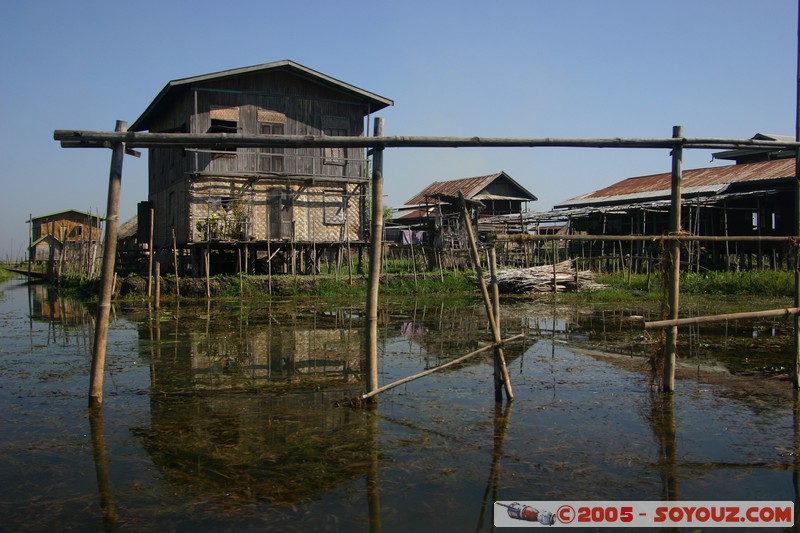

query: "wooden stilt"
xmin=147 ymin=207 xmax=154 ymax=299
xmin=154 ymin=261 xmax=160 ymax=310
xmin=89 ymin=120 xmax=127 ymax=409
xmin=488 ymin=246 xmax=503 ymax=403
xmin=458 ymin=193 xmax=513 ymax=402
xmin=663 ymin=125 xmax=684 ymax=393
xmin=365 ymin=118 xmax=384 ymax=401
xmin=172 ymin=228 xmax=180 ymax=298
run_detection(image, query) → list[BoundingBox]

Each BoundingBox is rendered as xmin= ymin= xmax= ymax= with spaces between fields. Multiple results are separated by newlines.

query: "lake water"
xmin=0 ymin=276 xmax=798 ymax=532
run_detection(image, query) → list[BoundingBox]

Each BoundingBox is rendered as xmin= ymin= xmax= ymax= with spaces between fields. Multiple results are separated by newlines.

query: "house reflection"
xmin=135 ymin=302 xmax=376 ymax=512
xmin=144 ymin=303 xmax=364 ymax=391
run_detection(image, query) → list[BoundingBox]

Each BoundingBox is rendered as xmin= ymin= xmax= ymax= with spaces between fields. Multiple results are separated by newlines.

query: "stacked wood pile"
xmin=486 ymin=260 xmax=606 ymax=294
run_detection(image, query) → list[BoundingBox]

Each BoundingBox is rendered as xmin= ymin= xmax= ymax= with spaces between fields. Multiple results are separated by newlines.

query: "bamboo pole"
xmin=172 ymin=228 xmax=180 ymax=298
xmin=663 ymin=125 xmax=684 ymax=393
xmin=358 ymin=334 xmax=525 ymax=402
xmin=795 ymin=0 xmax=800 ymax=389
xmin=154 ymin=261 xmax=160 ymax=310
xmin=501 ymin=234 xmax=796 ymax=243
xmin=488 ymin=246 xmax=503 ymax=403
xmin=458 ymin=193 xmax=513 ymax=402
xmin=89 ymin=120 xmax=127 ymax=409
xmin=645 ymin=307 xmax=800 ymax=329
xmin=147 ymin=207 xmax=154 ymax=299
xmin=365 ymin=117 xmax=384 ymax=400
xmin=54 ymin=130 xmax=800 ymax=151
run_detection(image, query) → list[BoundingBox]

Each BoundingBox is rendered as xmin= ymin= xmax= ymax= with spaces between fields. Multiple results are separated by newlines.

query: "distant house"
xmin=129 ymin=60 xmax=393 ymax=275
xmin=28 ymin=209 xmax=102 ymax=263
xmin=553 ymin=135 xmax=797 ymax=270
xmin=394 ymin=171 xmax=537 ymax=248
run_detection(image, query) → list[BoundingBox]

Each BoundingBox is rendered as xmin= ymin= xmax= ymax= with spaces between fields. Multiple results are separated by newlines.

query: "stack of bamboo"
xmin=486 ymin=260 xmax=605 ymax=294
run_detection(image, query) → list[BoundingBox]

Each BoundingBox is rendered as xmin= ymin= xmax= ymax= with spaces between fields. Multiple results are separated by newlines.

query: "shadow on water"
xmin=4 ymin=279 xmax=800 ymax=531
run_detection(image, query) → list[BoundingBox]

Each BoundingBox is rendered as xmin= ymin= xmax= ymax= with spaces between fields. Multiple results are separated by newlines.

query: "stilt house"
xmin=394 ymin=171 xmax=537 ymax=248
xmin=129 ymin=60 xmax=393 ymax=275
xmin=28 ymin=209 xmax=102 ymax=263
xmin=552 ymin=135 xmax=797 ymax=270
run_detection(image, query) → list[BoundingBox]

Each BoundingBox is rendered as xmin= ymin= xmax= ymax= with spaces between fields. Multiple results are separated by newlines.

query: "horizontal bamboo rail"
xmin=53 ymin=130 xmax=800 ymax=151
xmin=501 ymin=234 xmax=799 ymax=243
xmin=357 ymin=333 xmax=526 ymax=402
xmin=644 ymin=307 xmax=800 ymax=329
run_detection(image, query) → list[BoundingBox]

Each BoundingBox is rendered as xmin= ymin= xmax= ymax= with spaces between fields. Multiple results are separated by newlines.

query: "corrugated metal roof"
xmin=402 ymin=171 xmax=537 ymax=206
xmin=556 ymin=158 xmax=795 ymax=208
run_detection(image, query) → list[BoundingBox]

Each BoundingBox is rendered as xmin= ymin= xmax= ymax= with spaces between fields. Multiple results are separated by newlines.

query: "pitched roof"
xmin=31 ymin=209 xmax=100 ymax=222
xmin=555 ymin=158 xmax=796 ymax=209
xmin=402 ymin=171 xmax=537 ymax=207
xmin=130 ymin=60 xmax=393 ymax=131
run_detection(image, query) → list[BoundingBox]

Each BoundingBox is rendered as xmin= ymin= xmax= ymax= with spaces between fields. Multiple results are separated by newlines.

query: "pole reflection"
xmin=477 ymin=403 xmax=512 ymax=532
xmin=89 ymin=409 xmax=118 ymax=533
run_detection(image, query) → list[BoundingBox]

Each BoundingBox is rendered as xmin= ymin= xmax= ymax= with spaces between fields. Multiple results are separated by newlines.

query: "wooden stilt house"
xmin=28 ymin=209 xmax=102 ymax=264
xmin=129 ymin=60 xmax=393 ymax=275
xmin=394 ymin=171 xmax=537 ymax=248
xmin=551 ymin=136 xmax=797 ymax=271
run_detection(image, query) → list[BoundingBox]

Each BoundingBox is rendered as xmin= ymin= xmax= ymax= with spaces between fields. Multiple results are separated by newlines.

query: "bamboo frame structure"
xmin=56 ymin=124 xmax=800 ymax=404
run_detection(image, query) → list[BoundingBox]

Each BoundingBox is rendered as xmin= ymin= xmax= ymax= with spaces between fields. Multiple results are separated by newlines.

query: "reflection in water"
xmin=89 ymin=409 xmax=117 ymax=533
xmin=143 ymin=301 xmax=364 ymax=392
xmin=4 ymin=278 xmax=798 ymax=531
xmin=647 ymin=392 xmax=678 ymax=501
xmin=476 ymin=403 xmax=512 ymax=532
xmin=28 ymin=283 xmax=95 ymax=347
xmin=367 ymin=405 xmax=381 ymax=533
xmin=136 ymin=390 xmax=373 ymax=510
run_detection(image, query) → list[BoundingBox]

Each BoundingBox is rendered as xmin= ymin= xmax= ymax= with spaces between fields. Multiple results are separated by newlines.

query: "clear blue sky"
xmin=1 ymin=1 xmax=797 ymax=260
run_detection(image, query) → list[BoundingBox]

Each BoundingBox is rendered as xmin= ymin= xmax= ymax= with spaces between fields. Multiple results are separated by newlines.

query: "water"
xmin=0 ymin=277 xmax=798 ymax=531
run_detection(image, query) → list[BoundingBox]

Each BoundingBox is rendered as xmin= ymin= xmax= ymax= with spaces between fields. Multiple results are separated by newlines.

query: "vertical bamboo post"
xmin=154 ymin=261 xmax=160 ymax=310
xmin=147 ymin=207 xmax=154 ymax=299
xmin=488 ymin=246 xmax=503 ymax=402
xmin=365 ymin=117 xmax=384 ymax=400
xmin=663 ymin=125 xmax=684 ymax=393
xmin=459 ymin=193 xmax=513 ymax=402
xmin=27 ymin=214 xmax=32 ymax=276
xmin=89 ymin=120 xmax=126 ymax=409
xmin=794 ymin=0 xmax=800 ymax=389
xmin=172 ymin=228 xmax=180 ymax=298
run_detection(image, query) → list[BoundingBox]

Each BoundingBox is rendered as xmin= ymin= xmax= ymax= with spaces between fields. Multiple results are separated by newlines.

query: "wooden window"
xmin=322 ymin=116 xmax=349 ymax=166
xmin=258 ymin=110 xmax=286 ymax=173
xmin=209 ymin=106 xmax=239 ymax=156
xmin=259 ymin=122 xmax=285 ymax=173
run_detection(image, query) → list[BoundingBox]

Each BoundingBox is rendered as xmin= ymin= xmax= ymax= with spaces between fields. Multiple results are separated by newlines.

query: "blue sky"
xmin=0 ymin=1 xmax=797 ymax=260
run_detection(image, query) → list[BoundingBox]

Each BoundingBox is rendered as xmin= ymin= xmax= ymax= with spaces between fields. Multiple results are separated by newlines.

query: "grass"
xmin=594 ymin=269 xmax=795 ymax=298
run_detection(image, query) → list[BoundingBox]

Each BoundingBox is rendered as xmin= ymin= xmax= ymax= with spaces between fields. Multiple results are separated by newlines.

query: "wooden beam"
xmin=645 ymin=307 xmax=800 ymax=329
xmin=501 ymin=234 xmax=798 ymax=243
xmin=358 ymin=334 xmax=526 ymax=402
xmin=53 ymin=130 xmax=800 ymax=151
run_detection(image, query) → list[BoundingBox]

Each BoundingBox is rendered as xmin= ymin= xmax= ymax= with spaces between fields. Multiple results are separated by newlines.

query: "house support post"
xmin=365 ymin=117 xmax=384 ymax=401
xmin=488 ymin=246 xmax=503 ymax=402
xmin=794 ymin=4 xmax=800 ymax=388
xmin=89 ymin=120 xmax=126 ymax=409
xmin=663 ymin=125 xmax=683 ymax=393
xmin=459 ymin=193 xmax=513 ymax=402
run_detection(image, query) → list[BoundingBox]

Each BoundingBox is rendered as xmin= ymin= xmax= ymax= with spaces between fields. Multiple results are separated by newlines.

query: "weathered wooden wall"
xmin=146 ymin=69 xmax=371 ymax=251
